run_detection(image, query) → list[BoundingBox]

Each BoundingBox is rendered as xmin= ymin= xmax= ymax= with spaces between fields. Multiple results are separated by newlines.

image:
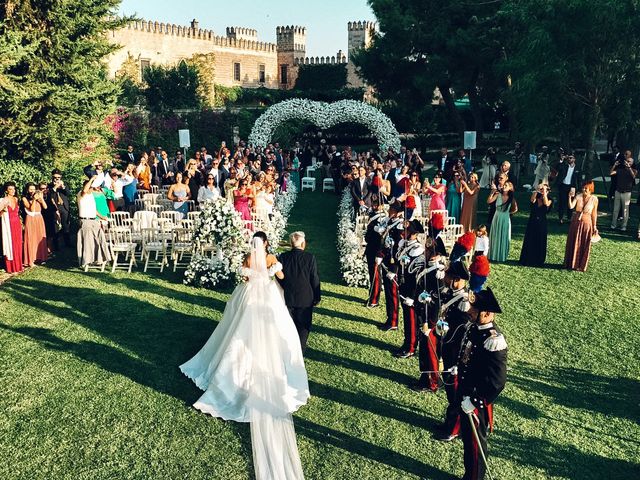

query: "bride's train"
xmin=180 ymin=238 xmax=309 ymax=479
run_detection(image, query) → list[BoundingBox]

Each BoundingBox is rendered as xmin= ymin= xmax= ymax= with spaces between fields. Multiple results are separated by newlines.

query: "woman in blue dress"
xmin=445 ymin=170 xmax=462 ymax=223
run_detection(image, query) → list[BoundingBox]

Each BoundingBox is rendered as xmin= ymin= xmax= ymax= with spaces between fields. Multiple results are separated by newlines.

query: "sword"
xmin=466 ymin=412 xmax=495 ymax=480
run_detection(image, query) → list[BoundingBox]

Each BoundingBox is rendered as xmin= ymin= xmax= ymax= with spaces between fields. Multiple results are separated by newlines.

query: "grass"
xmin=1 ymin=185 xmax=639 ymax=480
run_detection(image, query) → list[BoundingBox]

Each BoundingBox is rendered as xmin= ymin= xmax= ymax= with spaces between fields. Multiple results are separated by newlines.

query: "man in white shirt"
xmin=555 ymin=154 xmax=580 ymax=223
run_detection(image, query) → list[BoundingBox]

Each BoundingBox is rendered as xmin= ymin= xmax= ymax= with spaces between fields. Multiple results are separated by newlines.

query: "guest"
xmin=208 ymin=157 xmax=229 ymax=197
xmin=224 ymin=167 xmax=238 ymax=205
xmin=533 ymin=146 xmax=551 ymax=188
xmin=121 ymin=163 xmax=138 ymax=214
xmin=469 ymin=226 xmax=490 ymax=293
xmin=185 ymin=159 xmax=203 ymax=197
xmin=168 ymin=172 xmax=191 ymax=217
xmin=519 ymin=183 xmax=553 ymax=267
xmin=479 ymin=148 xmax=497 ymax=188
xmin=22 ymin=182 xmax=48 ymax=267
xmin=486 ymin=173 xmax=507 ymax=230
xmin=234 ymin=177 xmax=253 ymax=224
xmin=371 ymin=168 xmax=391 ymax=204
xmin=290 ymin=151 xmax=301 ymax=189
xmin=197 ymin=174 xmax=220 ymax=206
xmin=555 ymin=153 xmax=580 ymax=224
xmin=47 ymin=169 xmax=71 ymax=249
xmin=0 ymin=182 xmax=24 ymax=273
xmin=392 ymin=164 xmax=410 ymax=199
xmin=459 ymin=173 xmax=480 ymax=232
xmin=406 ymin=172 xmax=422 ymax=219
xmin=424 ymin=171 xmax=446 ymax=213
xmin=350 ymin=166 xmax=371 ymax=211
xmin=77 ymin=176 xmax=111 ymax=269
xmin=609 ymin=153 xmax=636 ymax=232
xmin=488 ymin=181 xmax=517 ymax=262
xmin=158 ymin=150 xmax=175 ymax=185
xmin=564 ymin=181 xmax=598 ymax=272
xmin=41 ymin=182 xmax=57 ymax=253
xmin=150 ymin=155 xmax=162 ymax=189
xmin=136 ymin=154 xmax=151 ymax=191
xmin=445 ymin=169 xmax=462 ymax=223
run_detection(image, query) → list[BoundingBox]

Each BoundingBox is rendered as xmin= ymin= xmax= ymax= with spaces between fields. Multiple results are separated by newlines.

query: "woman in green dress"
xmin=488 ymin=181 xmax=517 ymax=262
xmin=290 ymin=152 xmax=300 ymax=190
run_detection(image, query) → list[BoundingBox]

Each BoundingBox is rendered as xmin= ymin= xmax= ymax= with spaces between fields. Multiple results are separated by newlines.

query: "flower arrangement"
xmin=184 ymin=185 xmax=298 ymax=288
xmin=248 ymin=99 xmax=401 ymax=153
xmin=184 ymin=198 xmax=248 ymax=288
xmin=336 ymin=190 xmax=370 ymax=287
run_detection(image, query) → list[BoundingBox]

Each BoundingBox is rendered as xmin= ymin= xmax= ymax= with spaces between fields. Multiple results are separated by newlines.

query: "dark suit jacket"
xmin=123 ymin=151 xmax=138 ymax=165
xmin=158 ymin=160 xmax=174 ymax=184
xmin=350 ymin=177 xmax=371 ymax=207
xmin=278 ymin=248 xmax=321 ymax=308
xmin=555 ymin=163 xmax=581 ymax=189
xmin=208 ymin=167 xmax=229 ymax=195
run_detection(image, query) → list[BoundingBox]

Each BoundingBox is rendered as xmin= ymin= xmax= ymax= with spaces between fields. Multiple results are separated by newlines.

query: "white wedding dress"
xmin=180 ymin=238 xmax=309 ymax=480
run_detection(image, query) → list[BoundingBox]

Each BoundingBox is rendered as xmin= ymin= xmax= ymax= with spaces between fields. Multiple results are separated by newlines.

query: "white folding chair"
xmin=172 ymin=228 xmax=194 ymax=272
xmin=109 ymin=211 xmax=130 ymax=229
xmin=301 ymin=177 xmax=316 ymax=192
xmin=146 ymin=204 xmax=164 ymax=216
xmin=187 ymin=211 xmax=202 ymax=229
xmin=141 ymin=227 xmax=168 ymax=272
xmin=446 ymin=216 xmax=456 ymax=227
xmin=134 ymin=199 xmax=145 ymax=211
xmin=133 ymin=210 xmax=157 ymax=230
xmin=158 ymin=198 xmax=173 ymax=212
xmin=160 ymin=210 xmax=183 ymax=227
xmin=150 ymin=185 xmax=159 ymax=194
xmin=136 ymin=189 xmax=148 ymax=199
xmin=180 ymin=219 xmax=195 ymax=230
xmin=430 ymin=209 xmax=448 ymax=220
xmin=143 ymin=193 xmax=160 ymax=205
xmin=306 ymin=166 xmax=316 ymax=178
xmin=322 ymin=178 xmax=335 ymax=192
xmin=108 ymin=227 xmax=137 ymax=273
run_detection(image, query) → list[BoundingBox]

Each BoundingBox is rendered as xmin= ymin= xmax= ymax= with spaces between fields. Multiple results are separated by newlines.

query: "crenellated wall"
xmin=105 ymin=18 xmax=373 ymax=93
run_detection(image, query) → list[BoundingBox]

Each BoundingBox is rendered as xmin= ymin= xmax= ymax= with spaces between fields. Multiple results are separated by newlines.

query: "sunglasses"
xmin=53 ymin=176 xmax=62 ymax=180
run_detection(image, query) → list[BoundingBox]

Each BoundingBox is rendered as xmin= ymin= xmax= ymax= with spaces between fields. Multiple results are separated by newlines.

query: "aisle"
xmin=283 ymin=190 xmax=457 ymax=480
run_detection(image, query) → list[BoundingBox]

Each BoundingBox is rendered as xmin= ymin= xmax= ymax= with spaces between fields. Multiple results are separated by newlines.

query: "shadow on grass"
xmin=295 ymin=417 xmax=455 ymax=480
xmin=2 ymin=279 xmax=219 ymax=403
xmin=315 ymin=306 xmax=379 ymax=326
xmin=306 ymin=348 xmax=415 ymax=386
xmin=321 ymin=289 xmax=367 ymax=305
xmin=493 ymin=429 xmax=639 ymax=480
xmin=509 ymin=362 xmax=640 ymax=425
xmin=311 ymin=324 xmax=395 ymax=352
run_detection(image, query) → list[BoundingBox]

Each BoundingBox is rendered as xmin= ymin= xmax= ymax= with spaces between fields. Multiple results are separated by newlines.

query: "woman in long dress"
xmin=168 ymin=172 xmax=191 ymax=218
xmin=488 ymin=181 xmax=517 ymax=262
xmin=479 ymin=148 xmax=497 ymax=188
xmin=519 ymin=183 xmax=553 ymax=267
xmin=1 ymin=182 xmax=24 ymax=273
xmin=180 ymin=233 xmax=309 ymax=480
xmin=459 ymin=173 xmax=480 ymax=232
xmin=445 ymin=172 xmax=462 ymax=223
xmin=423 ymin=171 xmax=446 ymax=213
xmin=22 ymin=183 xmax=48 ymax=267
xmin=564 ymin=181 xmax=598 ymax=272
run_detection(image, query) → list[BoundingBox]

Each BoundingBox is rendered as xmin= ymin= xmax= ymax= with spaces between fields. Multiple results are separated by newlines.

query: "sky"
xmin=117 ymin=0 xmax=376 ymax=57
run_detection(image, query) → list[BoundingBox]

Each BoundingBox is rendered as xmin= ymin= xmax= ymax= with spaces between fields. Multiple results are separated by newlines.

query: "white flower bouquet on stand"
xmin=184 ymin=198 xmax=248 ymax=288
xmin=336 ymin=190 xmax=369 ymax=288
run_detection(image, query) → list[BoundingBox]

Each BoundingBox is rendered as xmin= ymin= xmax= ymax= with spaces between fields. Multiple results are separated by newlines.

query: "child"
xmin=469 ymin=225 xmax=490 ymax=292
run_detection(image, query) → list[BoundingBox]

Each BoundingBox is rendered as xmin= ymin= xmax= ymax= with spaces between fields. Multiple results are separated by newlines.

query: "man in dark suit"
xmin=278 ymin=231 xmax=321 ymax=354
xmin=123 ymin=145 xmax=137 ymax=165
xmin=158 ymin=150 xmax=175 ymax=185
xmin=555 ymin=153 xmax=581 ymax=223
xmin=207 ymin=157 xmax=229 ymax=196
xmin=46 ymin=168 xmax=71 ymax=250
xmin=350 ymin=166 xmax=371 ymax=210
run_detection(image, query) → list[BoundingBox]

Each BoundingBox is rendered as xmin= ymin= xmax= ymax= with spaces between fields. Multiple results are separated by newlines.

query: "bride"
xmin=180 ymin=231 xmax=309 ymax=480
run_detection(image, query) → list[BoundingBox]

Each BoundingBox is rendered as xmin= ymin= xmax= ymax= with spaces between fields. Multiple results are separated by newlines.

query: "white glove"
xmin=375 ymin=257 xmax=383 ymax=265
xmin=449 ymin=366 xmax=458 ymax=376
xmin=461 ymin=396 xmax=475 ymax=414
xmin=403 ymin=298 xmax=414 ymax=307
xmin=386 ymin=272 xmax=396 ymax=281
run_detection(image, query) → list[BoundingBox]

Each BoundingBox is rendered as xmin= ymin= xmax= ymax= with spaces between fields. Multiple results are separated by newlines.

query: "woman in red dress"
xmin=1 ymin=181 xmax=24 ymax=273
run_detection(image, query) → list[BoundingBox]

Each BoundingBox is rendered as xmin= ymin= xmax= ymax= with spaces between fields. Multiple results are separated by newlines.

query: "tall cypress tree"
xmin=0 ymin=0 xmax=127 ymax=166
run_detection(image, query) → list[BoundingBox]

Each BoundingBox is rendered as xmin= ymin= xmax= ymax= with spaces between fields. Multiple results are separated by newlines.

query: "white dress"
xmin=180 ymin=238 xmax=309 ymax=480
xmin=479 ymin=156 xmax=496 ymax=188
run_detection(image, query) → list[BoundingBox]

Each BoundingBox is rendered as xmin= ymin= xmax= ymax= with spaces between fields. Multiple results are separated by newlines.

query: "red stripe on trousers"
xmin=487 ymin=403 xmax=494 ymax=433
xmin=370 ymin=266 xmax=381 ymax=304
xmin=391 ymin=282 xmax=398 ymax=327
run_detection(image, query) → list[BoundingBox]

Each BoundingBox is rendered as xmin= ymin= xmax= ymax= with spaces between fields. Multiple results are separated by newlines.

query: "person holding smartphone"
xmin=609 ymin=152 xmax=637 ymax=232
xmin=22 ymin=182 xmax=48 ymax=267
xmin=519 ymin=183 xmax=553 ymax=266
xmin=555 ymin=154 xmax=580 ymax=224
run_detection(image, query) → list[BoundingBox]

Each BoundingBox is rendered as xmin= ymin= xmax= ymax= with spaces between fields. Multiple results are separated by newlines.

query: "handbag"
xmin=591 ymin=232 xmax=602 ymax=243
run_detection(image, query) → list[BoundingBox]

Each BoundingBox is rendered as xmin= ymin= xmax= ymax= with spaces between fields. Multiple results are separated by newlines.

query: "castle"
xmin=106 ymin=19 xmax=376 ymax=95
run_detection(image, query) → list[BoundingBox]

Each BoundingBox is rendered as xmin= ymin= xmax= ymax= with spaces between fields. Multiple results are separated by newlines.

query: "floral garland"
xmin=184 ymin=198 xmax=248 ymax=288
xmin=265 ymin=184 xmax=297 ymax=251
xmin=336 ymin=190 xmax=370 ymax=288
xmin=248 ymin=99 xmax=401 ymax=152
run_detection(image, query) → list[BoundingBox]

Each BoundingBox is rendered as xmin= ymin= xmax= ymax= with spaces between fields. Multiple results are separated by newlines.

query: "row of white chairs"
xmin=301 ymin=177 xmax=335 ymax=192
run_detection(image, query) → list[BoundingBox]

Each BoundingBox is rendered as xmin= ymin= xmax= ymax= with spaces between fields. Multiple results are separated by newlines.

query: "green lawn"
xmin=1 ymin=188 xmax=639 ymax=480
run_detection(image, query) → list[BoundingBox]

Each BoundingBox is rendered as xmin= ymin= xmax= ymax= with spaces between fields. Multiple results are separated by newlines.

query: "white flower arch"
xmin=248 ymin=99 xmax=401 ymax=152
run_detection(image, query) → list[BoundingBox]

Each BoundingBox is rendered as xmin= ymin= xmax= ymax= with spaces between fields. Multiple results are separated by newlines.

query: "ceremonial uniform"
xmin=458 ymin=288 xmax=508 ymax=480
xmin=364 ymin=210 xmax=385 ymax=307
xmin=395 ymin=235 xmax=425 ymax=356
xmin=439 ymin=286 xmax=471 ymax=436
xmin=377 ymin=213 xmax=404 ymax=330
xmin=414 ymin=256 xmax=445 ymax=392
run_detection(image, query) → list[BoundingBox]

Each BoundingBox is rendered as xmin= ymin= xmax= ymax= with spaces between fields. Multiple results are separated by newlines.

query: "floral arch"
xmin=248 ymin=99 xmax=401 ymax=152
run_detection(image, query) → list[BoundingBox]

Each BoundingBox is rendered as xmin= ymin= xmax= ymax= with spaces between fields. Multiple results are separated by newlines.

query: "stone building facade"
xmin=106 ymin=19 xmax=376 ymax=92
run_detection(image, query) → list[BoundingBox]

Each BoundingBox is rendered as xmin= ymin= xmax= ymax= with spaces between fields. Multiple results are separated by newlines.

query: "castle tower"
xmin=226 ymin=26 xmax=258 ymax=41
xmin=276 ymin=25 xmax=306 ymax=89
xmin=346 ymin=21 xmax=376 ymax=88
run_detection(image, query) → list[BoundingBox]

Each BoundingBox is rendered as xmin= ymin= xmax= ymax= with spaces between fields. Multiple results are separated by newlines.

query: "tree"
xmin=0 ymin=0 xmax=127 ymax=166
xmin=354 ymin=0 xmax=504 ymax=140
xmin=143 ymin=61 xmax=203 ymax=113
xmin=502 ymin=0 xmax=640 ymax=177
